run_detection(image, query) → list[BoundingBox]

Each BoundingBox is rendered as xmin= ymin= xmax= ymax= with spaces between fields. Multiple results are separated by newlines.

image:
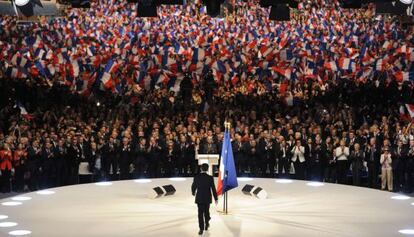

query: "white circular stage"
xmin=0 ymin=178 xmax=413 ymax=237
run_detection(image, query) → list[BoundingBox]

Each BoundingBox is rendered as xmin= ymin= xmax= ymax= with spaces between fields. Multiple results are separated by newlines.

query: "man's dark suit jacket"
xmin=191 ymin=173 xmax=218 ymax=204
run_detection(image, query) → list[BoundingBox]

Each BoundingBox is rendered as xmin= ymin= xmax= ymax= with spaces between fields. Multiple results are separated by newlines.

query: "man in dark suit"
xmin=191 ymin=164 xmax=218 ymax=235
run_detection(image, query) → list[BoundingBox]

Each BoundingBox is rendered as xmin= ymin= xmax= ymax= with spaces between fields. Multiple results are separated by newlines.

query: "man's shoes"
xmin=205 ymin=222 xmax=209 ymax=231
xmin=198 ymin=230 xmax=203 ymax=235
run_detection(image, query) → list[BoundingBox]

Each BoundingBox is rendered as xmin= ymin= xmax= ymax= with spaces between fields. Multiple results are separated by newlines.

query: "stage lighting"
xmin=169 ymin=177 xmax=186 ymax=181
xmin=148 ymin=185 xmax=176 ymax=199
xmin=8 ymin=230 xmax=32 ymax=236
xmin=14 ymin=0 xmax=30 ymax=7
xmin=399 ymin=229 xmax=414 ymax=235
xmin=36 ymin=190 xmax=55 ymax=195
xmin=306 ymin=182 xmax=324 ymax=187
xmin=72 ymin=0 xmax=90 ymax=8
xmin=391 ymin=195 xmax=410 ymax=200
xmin=400 ymin=0 xmax=413 ymax=4
xmin=275 ymin=179 xmax=293 ymax=184
xmin=241 ymin=184 xmax=268 ymax=199
xmin=1 ymin=202 xmax=22 ymax=206
xmin=134 ymin=179 xmax=152 ymax=183
xmin=269 ymin=4 xmax=290 ymax=21
xmin=95 ymin=181 xmax=112 ymax=186
xmin=0 ymin=222 xmax=18 ymax=227
xmin=11 ymin=197 xmax=32 ymax=201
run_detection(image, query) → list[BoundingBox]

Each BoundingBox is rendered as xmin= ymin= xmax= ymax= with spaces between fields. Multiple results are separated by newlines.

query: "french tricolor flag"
xmin=375 ymin=59 xmax=387 ymax=71
xmin=394 ymin=71 xmax=414 ymax=83
xmin=192 ymin=48 xmax=205 ymax=62
xmin=100 ymin=59 xmax=119 ymax=89
xmin=324 ymin=61 xmax=337 ymax=71
xmin=272 ymin=66 xmax=291 ymax=79
xmin=338 ymin=57 xmax=355 ymax=71
xmin=15 ymin=102 xmax=34 ymax=120
xmin=406 ymin=104 xmax=414 ymax=119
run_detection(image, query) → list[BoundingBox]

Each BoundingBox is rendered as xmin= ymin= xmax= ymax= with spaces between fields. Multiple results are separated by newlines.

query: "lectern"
xmin=196 ymin=154 xmax=219 ymax=176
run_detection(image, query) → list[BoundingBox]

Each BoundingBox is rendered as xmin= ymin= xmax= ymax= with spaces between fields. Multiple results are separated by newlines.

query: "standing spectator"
xmin=232 ymin=133 xmax=246 ymax=175
xmin=291 ymin=139 xmax=306 ymax=180
xmin=380 ymin=147 xmax=393 ymax=191
xmin=406 ymin=140 xmax=414 ymax=193
xmin=54 ymin=139 xmax=67 ymax=187
xmin=119 ymin=138 xmax=132 ymax=180
xmin=350 ymin=143 xmax=364 ymax=186
xmin=180 ymin=73 xmax=193 ymax=106
xmin=134 ymin=138 xmax=148 ymax=178
xmin=335 ymin=140 xmax=350 ymax=184
xmin=305 ymin=138 xmax=314 ymax=180
xmin=247 ymin=139 xmax=259 ymax=176
xmin=365 ymin=138 xmax=380 ymax=189
xmin=324 ymin=137 xmax=336 ymax=182
xmin=13 ymin=143 xmax=27 ymax=192
xmin=102 ymin=137 xmax=118 ymax=180
xmin=67 ymin=138 xmax=81 ymax=185
xmin=392 ymin=140 xmax=407 ymax=192
xmin=90 ymin=142 xmax=104 ymax=182
xmin=202 ymin=136 xmax=218 ymax=154
xmin=258 ymin=132 xmax=276 ymax=177
xmin=164 ymin=140 xmax=176 ymax=177
xmin=277 ymin=137 xmax=291 ymax=178
xmin=147 ymin=136 xmax=163 ymax=178
xmin=0 ymin=143 xmax=13 ymax=193
xmin=27 ymin=140 xmax=41 ymax=190
xmin=311 ymin=137 xmax=324 ymax=181
xmin=41 ymin=141 xmax=55 ymax=188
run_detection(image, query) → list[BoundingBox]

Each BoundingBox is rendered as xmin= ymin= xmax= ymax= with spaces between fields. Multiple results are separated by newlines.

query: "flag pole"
xmin=223 ymin=121 xmax=231 ymax=214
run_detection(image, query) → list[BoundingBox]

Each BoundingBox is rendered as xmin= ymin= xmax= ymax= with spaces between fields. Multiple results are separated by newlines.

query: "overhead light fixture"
xmin=14 ymin=0 xmax=30 ymax=7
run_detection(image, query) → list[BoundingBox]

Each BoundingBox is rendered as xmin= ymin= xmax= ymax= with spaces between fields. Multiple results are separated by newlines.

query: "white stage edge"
xmin=0 ymin=178 xmax=413 ymax=237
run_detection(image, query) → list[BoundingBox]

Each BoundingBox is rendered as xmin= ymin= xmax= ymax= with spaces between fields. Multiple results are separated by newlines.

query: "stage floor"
xmin=0 ymin=178 xmax=413 ymax=237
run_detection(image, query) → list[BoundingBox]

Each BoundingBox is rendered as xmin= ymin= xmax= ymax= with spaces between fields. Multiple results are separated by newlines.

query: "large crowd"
xmin=0 ymin=75 xmax=413 ymax=193
xmin=0 ymin=0 xmax=414 ymax=194
xmin=0 ymin=0 xmax=413 ymax=96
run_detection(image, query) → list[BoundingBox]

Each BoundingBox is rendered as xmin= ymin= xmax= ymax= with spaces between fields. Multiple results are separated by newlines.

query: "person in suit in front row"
xmin=191 ymin=163 xmax=218 ymax=235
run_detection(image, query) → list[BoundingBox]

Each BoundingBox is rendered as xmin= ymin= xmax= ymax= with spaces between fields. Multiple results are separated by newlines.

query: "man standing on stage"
xmin=191 ymin=163 xmax=218 ymax=235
